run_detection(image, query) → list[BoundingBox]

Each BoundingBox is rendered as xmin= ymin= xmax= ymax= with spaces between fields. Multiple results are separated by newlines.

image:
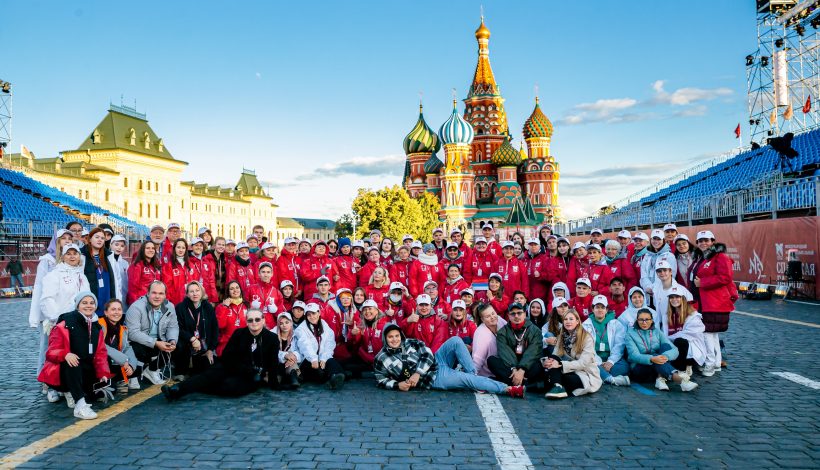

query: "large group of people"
xmin=28 ymin=220 xmax=737 ymax=419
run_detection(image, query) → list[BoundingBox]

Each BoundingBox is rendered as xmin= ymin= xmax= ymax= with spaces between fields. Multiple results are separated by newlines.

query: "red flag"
xmin=803 ymin=95 xmax=812 ymax=114
xmin=734 ymin=123 xmax=741 ymax=139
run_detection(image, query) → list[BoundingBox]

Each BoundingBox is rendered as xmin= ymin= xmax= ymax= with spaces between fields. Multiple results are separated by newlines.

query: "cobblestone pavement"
xmin=0 ymin=298 xmax=818 ymax=469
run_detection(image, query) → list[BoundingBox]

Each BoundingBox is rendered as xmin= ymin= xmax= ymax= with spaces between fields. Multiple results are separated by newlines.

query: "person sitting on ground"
xmin=447 ymin=299 xmax=477 ymax=351
xmin=99 ymin=299 xmax=142 ymax=393
xmin=618 ymin=287 xmax=660 ymax=329
xmin=125 ymin=280 xmax=179 ymax=385
xmin=373 ymin=324 xmax=524 ymax=398
xmin=541 ymin=309 xmax=602 ymax=399
xmin=486 ymin=302 xmax=544 ymax=389
xmin=581 ymin=295 xmax=630 ymax=387
xmin=665 ymin=290 xmax=707 ymax=378
xmin=625 ymin=308 xmax=698 ymax=392
xmin=161 ymin=308 xmax=281 ymax=401
xmin=542 ymin=297 xmax=569 ymax=356
xmin=173 ymin=281 xmax=218 ymax=380
xmin=274 ymin=312 xmax=302 ymax=389
xmin=38 ymin=291 xmax=113 ymax=420
xmin=295 ymin=303 xmax=346 ymax=390
xmin=471 ymin=303 xmax=508 ymax=377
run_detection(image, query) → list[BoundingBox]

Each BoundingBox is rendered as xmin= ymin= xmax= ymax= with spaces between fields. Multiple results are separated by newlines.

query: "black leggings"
xmin=671 ymin=338 xmax=696 ymax=371
xmin=59 ymin=361 xmax=97 ymax=402
xmin=176 ymin=365 xmax=262 ymax=398
xmin=299 ymin=358 xmax=344 ymax=383
xmin=542 ymin=355 xmax=584 ymax=394
xmin=486 ymin=356 xmax=547 ymax=385
xmin=132 ymin=342 xmax=163 ymax=371
xmin=172 ymin=341 xmax=213 ymax=376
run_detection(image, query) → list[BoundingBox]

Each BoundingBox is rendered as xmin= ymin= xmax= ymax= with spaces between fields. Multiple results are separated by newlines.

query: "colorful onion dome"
xmin=491 ymin=138 xmax=522 ymax=167
xmin=475 ymin=19 xmax=490 ymax=40
xmin=439 ymin=100 xmax=475 ymax=145
xmin=523 ymin=97 xmax=553 ymax=139
xmin=403 ymin=104 xmax=441 ymax=155
xmin=423 ymin=152 xmax=444 ymax=174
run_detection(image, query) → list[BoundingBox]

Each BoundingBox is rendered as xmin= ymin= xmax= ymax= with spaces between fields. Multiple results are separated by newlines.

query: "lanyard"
xmin=595 ymin=322 xmax=607 ymax=345
xmin=638 ymin=330 xmax=653 ymax=354
xmin=188 ymin=308 xmax=201 ymax=336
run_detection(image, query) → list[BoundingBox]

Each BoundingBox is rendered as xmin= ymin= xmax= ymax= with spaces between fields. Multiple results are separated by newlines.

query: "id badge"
xmin=367 ymin=344 xmax=373 ymax=354
xmin=235 ymin=318 xmax=240 ymax=327
xmin=194 ymin=330 xmax=200 ymax=338
xmin=88 ymin=343 xmax=93 ymax=354
xmin=515 ymin=343 xmax=523 ymax=355
xmin=98 ymin=278 xmax=105 ymax=289
xmin=599 ymin=342 xmax=606 ymax=352
xmin=251 ymin=341 xmax=257 ymax=352
xmin=477 ymin=268 xmax=483 ymax=277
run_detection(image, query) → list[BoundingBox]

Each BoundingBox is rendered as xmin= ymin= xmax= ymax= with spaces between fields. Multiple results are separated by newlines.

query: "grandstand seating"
xmin=0 ymin=167 xmax=148 ymax=237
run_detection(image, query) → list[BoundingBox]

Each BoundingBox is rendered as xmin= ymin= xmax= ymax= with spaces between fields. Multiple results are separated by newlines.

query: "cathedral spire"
xmin=469 ymin=17 xmax=498 ymax=98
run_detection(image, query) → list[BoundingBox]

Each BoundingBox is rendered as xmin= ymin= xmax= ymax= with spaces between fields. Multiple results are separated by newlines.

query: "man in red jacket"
xmin=300 ymin=240 xmax=336 ymax=301
xmin=160 ymin=222 xmax=182 ymax=265
xmin=276 ymin=237 xmax=302 ymax=299
xmin=569 ymin=277 xmax=594 ymax=321
xmin=495 ymin=241 xmax=528 ymax=298
xmin=524 ymin=239 xmax=549 ymax=302
xmin=248 ymin=262 xmax=286 ymax=329
xmin=481 ymin=222 xmax=503 ymax=258
xmin=402 ymin=294 xmax=448 ymax=353
xmin=463 ymin=236 xmax=497 ymax=301
xmin=449 ymin=228 xmax=472 ymax=261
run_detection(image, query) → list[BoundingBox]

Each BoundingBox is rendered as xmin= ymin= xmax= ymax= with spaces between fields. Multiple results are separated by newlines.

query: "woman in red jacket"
xmin=690 ymin=230 xmax=737 ymax=376
xmin=247 ymin=262 xmax=286 ymax=329
xmin=349 ymin=299 xmax=388 ymax=367
xmin=188 ymin=238 xmax=218 ymax=302
xmin=162 ymin=239 xmax=193 ymax=306
xmin=254 ymin=242 xmax=279 ymax=278
xmin=214 ymin=280 xmax=247 ymax=356
xmin=226 ymin=242 xmax=256 ymax=301
xmin=379 ymin=238 xmax=396 ymax=268
xmin=389 ymin=245 xmax=413 ymax=289
xmin=300 ymin=241 xmax=336 ymax=301
xmin=447 ymin=299 xmax=477 ymax=351
xmin=495 ymin=241 xmax=528 ymax=298
xmin=357 ymin=246 xmax=382 ymax=288
xmin=566 ymin=242 xmax=591 ymax=290
xmin=127 ymin=241 xmax=162 ymax=305
xmin=585 ymin=244 xmax=613 ymax=298
xmin=364 ymin=266 xmax=391 ymax=312
xmin=333 ymin=238 xmax=360 ymax=291
xmin=604 ymin=240 xmax=637 ymax=290
xmin=486 ymin=273 xmax=511 ymax=320
xmin=276 ymin=238 xmax=302 ymax=299
xmin=409 ymin=244 xmax=445 ymax=297
xmin=523 ymin=239 xmax=549 ymax=303
xmin=441 ymin=264 xmax=469 ymax=306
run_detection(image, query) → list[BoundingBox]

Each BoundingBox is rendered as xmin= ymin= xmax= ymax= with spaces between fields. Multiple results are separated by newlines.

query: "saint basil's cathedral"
xmin=401 ymin=18 xmax=561 ymax=237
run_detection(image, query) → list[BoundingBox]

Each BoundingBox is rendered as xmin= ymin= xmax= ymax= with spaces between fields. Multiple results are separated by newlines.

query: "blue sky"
xmin=4 ymin=1 xmax=757 ymax=219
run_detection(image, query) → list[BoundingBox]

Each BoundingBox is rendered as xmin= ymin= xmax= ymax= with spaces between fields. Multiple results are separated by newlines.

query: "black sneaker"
xmin=544 ymin=384 xmax=567 ymax=399
xmin=328 ymin=373 xmax=345 ymax=391
xmin=161 ymin=384 xmax=180 ymax=402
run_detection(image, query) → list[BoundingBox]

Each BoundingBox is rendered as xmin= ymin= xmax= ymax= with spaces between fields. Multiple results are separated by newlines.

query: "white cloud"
xmin=575 ymin=98 xmax=638 ymax=113
xmin=651 ymin=80 xmax=733 ymax=106
xmin=295 ymin=154 xmax=405 ymax=181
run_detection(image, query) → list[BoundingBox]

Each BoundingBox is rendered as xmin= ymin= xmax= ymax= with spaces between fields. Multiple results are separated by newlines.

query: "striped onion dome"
xmin=491 ymin=138 xmax=522 ymax=167
xmin=439 ymin=100 xmax=475 ymax=145
xmin=523 ymin=97 xmax=553 ymax=139
xmin=403 ymin=104 xmax=441 ymax=155
xmin=423 ymin=152 xmax=444 ymax=174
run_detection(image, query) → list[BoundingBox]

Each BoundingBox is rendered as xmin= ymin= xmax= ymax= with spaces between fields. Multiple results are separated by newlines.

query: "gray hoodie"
xmin=125 ymin=295 xmax=179 ymax=347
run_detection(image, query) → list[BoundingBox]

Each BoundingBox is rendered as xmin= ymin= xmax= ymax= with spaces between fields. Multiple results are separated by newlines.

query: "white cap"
xmin=651 ymin=229 xmax=664 ymax=239
xmin=674 ymin=234 xmax=690 ymax=243
xmin=352 ymin=240 xmax=365 ymax=248
xmin=190 ymin=237 xmax=204 ymax=246
xmin=411 ymin=241 xmax=423 ymax=249
xmin=197 ymin=227 xmax=210 ymax=236
xmin=668 ymin=285 xmax=694 ymax=301
xmin=257 ymin=261 xmax=274 ymax=272
xmin=501 ymin=240 xmax=514 ymax=248
xmin=305 ymin=303 xmax=320 ymax=313
xmin=551 ymin=296 xmax=569 ymax=309
xmin=284 ymin=237 xmax=299 ymax=245
xmin=432 ymin=227 xmax=444 ymax=235
xmin=389 ymin=281 xmax=405 ymax=291
xmin=572 ymin=241 xmax=586 ymax=252
xmin=416 ymin=294 xmax=432 ymax=305
xmin=149 ymin=224 xmax=165 ymax=232
xmin=236 ymin=242 xmax=250 ymax=250
xmin=226 ymin=239 xmax=237 ymax=246
xmin=576 ymin=277 xmax=592 ymax=287
xmin=460 ymin=287 xmax=475 ymax=296
xmin=423 ymin=280 xmax=438 ymax=290
xmin=482 ymin=222 xmax=494 ymax=230
xmin=446 ymin=241 xmax=459 ymax=249
xmin=336 ymin=288 xmax=352 ymax=297
xmin=102 ymin=227 xmax=114 ymax=234
xmin=81 ymin=229 xmax=89 ymax=236
xmin=56 ymin=228 xmax=71 ymax=239
xmin=402 ymin=234 xmax=413 ymax=242
xmin=111 ymin=234 xmax=127 ymax=244
xmin=655 ymin=259 xmax=672 ymax=271
xmin=259 ymin=242 xmax=275 ymax=251
xmin=246 ymin=234 xmax=258 ymax=242
xmin=474 ymin=236 xmax=487 ymax=244
xmin=617 ymin=230 xmax=631 ymax=239
xmin=452 ymin=299 xmax=467 ymax=310
xmin=591 ymin=228 xmax=603 ymax=235
xmin=633 ymin=232 xmax=649 ymax=242
xmin=362 ymin=299 xmax=379 ymax=309
xmin=450 ymin=227 xmax=463 ymax=235
xmin=277 ymin=312 xmax=292 ymax=323
xmin=61 ymin=243 xmax=81 ymax=255
xmin=292 ymin=300 xmax=307 ymax=310
xmin=663 ymin=223 xmax=678 ymax=232
xmin=586 ymin=243 xmax=601 ymax=252
xmin=527 ymin=238 xmax=540 ymax=245
xmin=367 ymin=245 xmax=379 ymax=253
xmin=167 ymin=223 xmax=180 ymax=230
xmin=696 ymin=230 xmax=715 ymax=241
xmin=488 ymin=272 xmax=503 ymax=282
xmin=300 ymin=238 xmax=312 ymax=245
xmin=592 ymin=295 xmax=608 ymax=307
xmin=280 ymin=280 xmax=294 ymax=289
xmin=316 ymin=275 xmax=330 ymax=285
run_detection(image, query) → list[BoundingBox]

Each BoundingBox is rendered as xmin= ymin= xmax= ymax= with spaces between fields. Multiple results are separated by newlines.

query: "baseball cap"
xmin=446 ymin=241 xmax=459 ymax=249
xmin=361 ymin=299 xmax=379 ymax=309
xmin=150 ymin=224 xmax=165 ymax=232
xmin=304 ymin=303 xmax=320 ymax=313
xmin=111 ymin=234 xmax=127 ymax=244
xmin=190 ymin=237 xmax=204 ymax=246
xmin=389 ymin=281 xmax=405 ymax=291
xmin=592 ymin=295 xmax=608 ymax=307
xmin=633 ymin=232 xmax=649 ymax=242
xmin=663 ymin=223 xmax=678 ymax=232
xmin=651 ymin=229 xmax=664 ymax=239
xmin=488 ymin=273 xmax=503 ymax=282
xmin=501 ymin=240 xmax=514 ymax=248
xmin=284 ymin=237 xmax=298 ymax=245
xmin=655 ymin=259 xmax=672 ymax=271
xmin=572 ymin=241 xmax=586 ymax=252
xmin=551 ymin=296 xmax=569 ymax=309
xmin=61 ymin=243 xmax=81 ymax=255
xmin=576 ymin=277 xmax=592 ymax=287
xmin=236 ymin=242 xmax=249 ymax=250
xmin=423 ymin=280 xmax=438 ymax=290
xmin=402 ymin=234 xmax=413 ymax=242
xmin=527 ymin=238 xmax=540 ymax=245
xmin=460 ymin=287 xmax=475 ymax=296
xmin=197 ymin=227 xmax=210 ymax=236
xmin=617 ymin=230 xmax=631 ymax=239
xmin=226 ymin=239 xmax=237 ymax=246
xmin=167 ymin=223 xmax=180 ymax=230
xmin=432 ymin=227 xmax=444 ymax=235
xmin=280 ymin=280 xmax=294 ymax=289
xmin=591 ymin=228 xmax=603 ymax=235
xmin=450 ymin=227 xmax=463 ymax=235
xmin=586 ymin=243 xmax=601 ymax=252
xmin=259 ymin=242 xmax=275 ymax=251
xmin=452 ymin=299 xmax=467 ymax=310
xmin=674 ymin=234 xmax=690 ymax=243
xmin=246 ymin=234 xmax=258 ymax=242
xmin=411 ymin=241 xmax=423 ymax=249
xmin=474 ymin=236 xmax=487 ymax=244
xmin=416 ymin=294 xmax=432 ymax=305
xmin=316 ymin=275 xmax=330 ymax=285
xmin=696 ymin=230 xmax=715 ymax=241
xmin=292 ymin=300 xmax=307 ymax=310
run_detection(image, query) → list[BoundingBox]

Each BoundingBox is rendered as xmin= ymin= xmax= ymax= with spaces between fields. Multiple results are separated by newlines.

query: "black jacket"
xmin=80 ymin=245 xmax=117 ymax=300
xmin=175 ymin=298 xmax=219 ymax=352
xmin=222 ymin=328 xmax=281 ymax=387
xmin=57 ymin=310 xmax=103 ymax=361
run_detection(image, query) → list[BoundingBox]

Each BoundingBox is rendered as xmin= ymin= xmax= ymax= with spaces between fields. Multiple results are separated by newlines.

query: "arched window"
xmin=138 ymin=180 xmax=143 ymax=190
xmin=143 ymin=132 xmax=151 ymax=149
xmin=92 ymin=129 xmax=101 ymax=144
xmin=154 ymin=182 xmax=158 ymax=191
xmin=128 ymin=128 xmax=136 ymax=146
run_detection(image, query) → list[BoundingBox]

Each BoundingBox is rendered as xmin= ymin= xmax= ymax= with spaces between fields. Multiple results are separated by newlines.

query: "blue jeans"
xmin=432 ymin=337 xmax=507 ymax=394
xmin=598 ymin=358 xmax=630 ymax=381
xmin=629 ymin=343 xmax=678 ymax=382
xmin=10 ymin=274 xmax=24 ymax=289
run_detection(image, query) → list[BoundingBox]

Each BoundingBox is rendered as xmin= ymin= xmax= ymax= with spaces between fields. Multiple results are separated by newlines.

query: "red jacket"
xmin=276 ymin=250 xmax=302 ymax=295
xmin=566 ymin=257 xmax=591 ymax=291
xmin=691 ymin=247 xmax=737 ymax=314
xmin=364 ymin=284 xmax=391 ymax=312
xmin=454 ymin=242 xmax=472 ymax=261
xmin=463 ymin=249 xmax=497 ymax=287
xmin=226 ymin=259 xmax=256 ymax=301
xmin=439 ymin=254 xmax=466 ymax=276
xmin=126 ymin=261 xmax=161 ymax=305
xmin=431 ymin=297 xmax=452 ymax=319
xmin=441 ymin=277 xmax=469 ymax=306
xmin=569 ymin=295 xmax=593 ymax=321
xmin=545 ymin=255 xmax=570 ymax=285
xmin=409 ymin=256 xmax=445 ymax=297
xmin=607 ymin=257 xmax=637 ymax=290
xmin=188 ymin=255 xmax=218 ymax=302
xmin=247 ymin=281 xmax=286 ymax=329
xmin=486 ymin=240 xmax=503 ymax=259
xmin=357 ymin=261 xmax=382 ymax=288
xmin=300 ymin=254 xmax=336 ymax=301
xmin=389 ymin=259 xmax=413 ymax=289
xmin=333 ymin=255 xmax=360 ymax=291
xmin=587 ymin=263 xmax=613 ymax=298
xmin=350 ymin=316 xmax=389 ymax=365
xmin=487 ymin=291 xmax=511 ymax=320
xmin=38 ymin=317 xmax=112 ymax=388
xmin=161 ymin=261 xmax=193 ymax=306
xmin=403 ymin=313 xmax=448 ymax=352
xmin=379 ymin=253 xmax=394 ymax=268
xmin=384 ymin=298 xmax=416 ymax=328
xmin=495 ymin=256 xmax=528 ymax=297
xmin=609 ymin=296 xmax=628 ymax=317
xmin=215 ymin=302 xmax=247 ymax=356
xmin=322 ymin=299 xmax=360 ymax=361
xmin=448 ymin=318 xmax=478 ymax=344
xmin=524 ymin=251 xmax=550 ymax=301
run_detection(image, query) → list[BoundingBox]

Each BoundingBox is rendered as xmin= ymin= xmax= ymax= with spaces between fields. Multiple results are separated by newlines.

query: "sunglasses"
xmin=247 ymin=317 xmax=264 ymax=324
xmin=510 ymin=310 xmax=526 ymax=316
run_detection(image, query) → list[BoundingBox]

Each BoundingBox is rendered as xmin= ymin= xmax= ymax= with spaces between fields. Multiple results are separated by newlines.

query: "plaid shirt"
xmin=374 ymin=338 xmax=437 ymax=390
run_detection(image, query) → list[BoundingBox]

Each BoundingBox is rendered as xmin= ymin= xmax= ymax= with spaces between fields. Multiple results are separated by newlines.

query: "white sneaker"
xmin=680 ymin=380 xmax=699 ymax=392
xmin=685 ymin=365 xmax=693 ymax=377
xmin=677 ymin=371 xmax=691 ymax=382
xmin=655 ymin=377 xmax=670 ymax=391
xmin=41 ymin=383 xmax=49 ymax=395
xmin=64 ymin=393 xmax=75 ymax=408
xmin=172 ymin=375 xmax=187 ymax=382
xmin=73 ymin=404 xmax=97 ymax=420
xmin=701 ymin=365 xmax=715 ymax=377
xmin=611 ymin=375 xmax=631 ymax=386
xmin=128 ymin=377 xmax=141 ymax=390
xmin=46 ymin=389 xmax=61 ymax=403
xmin=142 ymin=368 xmax=166 ymax=385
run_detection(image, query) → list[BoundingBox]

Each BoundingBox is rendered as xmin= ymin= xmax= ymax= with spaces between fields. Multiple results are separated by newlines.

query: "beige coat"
xmin=558 ymin=333 xmax=602 ymax=396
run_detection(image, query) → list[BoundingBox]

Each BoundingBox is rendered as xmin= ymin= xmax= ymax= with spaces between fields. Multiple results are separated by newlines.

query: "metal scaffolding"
xmin=0 ymin=80 xmax=10 ymax=149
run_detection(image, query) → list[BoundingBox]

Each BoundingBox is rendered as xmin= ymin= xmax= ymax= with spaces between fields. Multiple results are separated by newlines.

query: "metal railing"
xmin=555 ymin=177 xmax=819 ymax=235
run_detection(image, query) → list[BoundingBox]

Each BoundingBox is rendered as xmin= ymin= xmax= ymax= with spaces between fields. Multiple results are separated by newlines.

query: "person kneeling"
xmin=374 ymin=324 xmax=524 ymax=398
xmin=161 ymin=308 xmax=281 ymax=400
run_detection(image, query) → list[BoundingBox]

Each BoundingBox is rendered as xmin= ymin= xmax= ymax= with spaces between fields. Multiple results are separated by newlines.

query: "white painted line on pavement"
xmin=733 ymin=310 xmax=820 ymax=328
xmin=771 ymin=372 xmax=820 ymax=390
xmin=785 ymin=300 xmax=820 ymax=307
xmin=474 ymin=393 xmax=534 ymax=470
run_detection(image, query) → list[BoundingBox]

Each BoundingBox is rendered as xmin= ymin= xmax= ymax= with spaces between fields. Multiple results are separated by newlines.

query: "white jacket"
xmin=650 ymin=280 xmax=692 ymax=334
xmin=582 ymin=316 xmax=627 ymax=366
xmin=272 ymin=327 xmax=304 ymax=364
xmin=39 ymin=262 xmax=90 ymax=323
xmin=666 ymin=311 xmax=707 ymax=366
xmin=108 ymin=253 xmax=129 ymax=304
xmin=557 ymin=333 xmax=602 ymax=396
xmin=639 ymin=250 xmax=676 ymax=294
xmin=295 ymin=320 xmax=336 ymax=362
xmin=29 ymin=254 xmax=58 ymax=327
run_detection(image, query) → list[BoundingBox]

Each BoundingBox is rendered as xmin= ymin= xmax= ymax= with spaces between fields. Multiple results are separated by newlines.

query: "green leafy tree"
xmin=335 ymin=213 xmax=354 ymax=238
xmin=351 ymin=185 xmax=441 ymax=242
